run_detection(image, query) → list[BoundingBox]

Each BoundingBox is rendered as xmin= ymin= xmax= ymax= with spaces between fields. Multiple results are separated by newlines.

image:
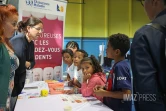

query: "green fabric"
xmin=0 ymin=43 xmax=10 ymax=107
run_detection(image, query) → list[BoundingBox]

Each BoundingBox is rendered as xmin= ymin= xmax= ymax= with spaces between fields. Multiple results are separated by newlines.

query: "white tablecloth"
xmin=14 ymin=94 xmax=113 ymax=111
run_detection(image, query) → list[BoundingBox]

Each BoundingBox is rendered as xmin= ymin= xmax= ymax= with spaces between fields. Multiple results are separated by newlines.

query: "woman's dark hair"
xmin=62 ymin=49 xmax=74 ymax=57
xmin=81 ymin=55 xmax=103 ymax=73
xmin=76 ymin=49 xmax=88 ymax=57
xmin=17 ymin=16 xmax=43 ymax=32
xmin=66 ymin=41 xmax=79 ymax=50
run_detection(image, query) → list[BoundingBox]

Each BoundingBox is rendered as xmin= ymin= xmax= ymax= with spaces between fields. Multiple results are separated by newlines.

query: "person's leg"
xmin=10 ymin=96 xmax=17 ymax=111
xmin=11 ymin=82 xmax=18 ymax=111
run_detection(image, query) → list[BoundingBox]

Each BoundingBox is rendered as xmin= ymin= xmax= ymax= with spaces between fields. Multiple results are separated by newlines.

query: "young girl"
xmin=81 ymin=55 xmax=106 ymax=101
xmin=62 ymin=49 xmax=74 ymax=81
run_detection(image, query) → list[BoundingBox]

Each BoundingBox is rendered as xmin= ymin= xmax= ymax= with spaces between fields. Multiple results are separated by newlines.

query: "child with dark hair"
xmin=81 ymin=55 xmax=106 ymax=101
xmin=72 ymin=49 xmax=88 ymax=88
xmin=61 ymin=49 xmax=74 ymax=81
xmin=66 ymin=41 xmax=79 ymax=53
xmin=94 ymin=33 xmax=132 ymax=111
xmin=64 ymin=49 xmax=88 ymax=94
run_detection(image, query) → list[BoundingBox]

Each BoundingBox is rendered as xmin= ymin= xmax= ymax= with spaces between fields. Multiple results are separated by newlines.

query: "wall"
xmin=7 ymin=0 xmax=150 ymax=38
xmin=65 ymin=0 xmax=150 ymax=38
xmin=64 ymin=0 xmax=150 ymax=58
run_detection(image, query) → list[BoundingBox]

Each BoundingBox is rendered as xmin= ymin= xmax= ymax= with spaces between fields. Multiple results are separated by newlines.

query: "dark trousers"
xmin=10 ymin=96 xmax=17 ymax=111
xmin=12 ymin=82 xmax=25 ymax=97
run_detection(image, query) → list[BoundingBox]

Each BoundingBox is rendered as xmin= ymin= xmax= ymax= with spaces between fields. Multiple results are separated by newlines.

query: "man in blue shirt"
xmin=131 ymin=0 xmax=166 ymax=111
xmin=94 ymin=33 xmax=131 ymax=111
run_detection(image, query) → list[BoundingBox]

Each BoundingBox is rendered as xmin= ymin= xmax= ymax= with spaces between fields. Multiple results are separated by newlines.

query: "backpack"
xmin=146 ymin=23 xmax=166 ymax=58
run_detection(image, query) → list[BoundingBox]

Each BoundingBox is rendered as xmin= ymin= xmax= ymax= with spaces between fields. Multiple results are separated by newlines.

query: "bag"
xmin=146 ymin=23 xmax=166 ymax=58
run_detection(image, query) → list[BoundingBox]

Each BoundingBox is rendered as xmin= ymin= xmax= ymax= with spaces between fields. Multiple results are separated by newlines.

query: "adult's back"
xmin=130 ymin=0 xmax=166 ymax=111
xmin=10 ymin=33 xmax=29 ymax=96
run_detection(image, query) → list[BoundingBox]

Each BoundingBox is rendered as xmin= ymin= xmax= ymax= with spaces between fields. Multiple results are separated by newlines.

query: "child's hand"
xmin=94 ymin=88 xmax=106 ymax=97
xmin=93 ymin=85 xmax=104 ymax=91
xmin=83 ymin=73 xmax=91 ymax=82
xmin=66 ymin=74 xmax=71 ymax=81
xmin=10 ymin=81 xmax=14 ymax=89
xmin=64 ymin=89 xmax=74 ymax=94
xmin=73 ymin=78 xmax=78 ymax=83
xmin=73 ymin=78 xmax=81 ymax=88
xmin=68 ymin=80 xmax=73 ymax=87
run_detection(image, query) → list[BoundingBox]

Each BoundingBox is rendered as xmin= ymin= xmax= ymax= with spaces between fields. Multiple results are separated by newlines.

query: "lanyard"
xmin=104 ymin=60 xmax=124 ymax=90
xmin=104 ymin=65 xmax=114 ymax=90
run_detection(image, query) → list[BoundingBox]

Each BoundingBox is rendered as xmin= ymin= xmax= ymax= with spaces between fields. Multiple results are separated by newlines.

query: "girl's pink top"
xmin=81 ymin=72 xmax=106 ymax=101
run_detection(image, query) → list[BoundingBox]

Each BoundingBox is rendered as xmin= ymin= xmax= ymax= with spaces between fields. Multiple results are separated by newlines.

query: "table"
xmin=14 ymin=94 xmax=113 ymax=111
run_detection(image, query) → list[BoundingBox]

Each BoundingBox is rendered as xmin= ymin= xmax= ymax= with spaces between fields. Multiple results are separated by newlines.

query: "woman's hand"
xmin=25 ymin=61 xmax=31 ymax=68
xmin=10 ymin=81 xmax=14 ymax=89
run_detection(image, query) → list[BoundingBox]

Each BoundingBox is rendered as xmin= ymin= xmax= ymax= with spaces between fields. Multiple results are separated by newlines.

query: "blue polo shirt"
xmin=103 ymin=59 xmax=132 ymax=111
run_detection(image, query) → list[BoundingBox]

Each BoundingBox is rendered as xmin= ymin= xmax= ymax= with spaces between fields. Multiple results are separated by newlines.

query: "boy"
xmin=94 ymin=33 xmax=132 ymax=111
xmin=72 ymin=50 xmax=88 ymax=88
xmin=67 ymin=50 xmax=88 ymax=88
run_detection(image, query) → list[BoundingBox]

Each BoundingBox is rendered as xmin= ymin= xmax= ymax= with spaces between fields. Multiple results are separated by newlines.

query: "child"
xmin=81 ymin=55 xmax=106 ymax=101
xmin=72 ymin=49 xmax=88 ymax=88
xmin=94 ymin=33 xmax=131 ymax=111
xmin=66 ymin=49 xmax=88 ymax=89
xmin=66 ymin=41 xmax=79 ymax=53
xmin=62 ymin=49 xmax=74 ymax=81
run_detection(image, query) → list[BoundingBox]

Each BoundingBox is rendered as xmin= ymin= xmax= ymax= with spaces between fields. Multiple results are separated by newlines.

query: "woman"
xmin=0 ymin=4 xmax=19 ymax=111
xmin=10 ymin=16 xmax=43 ymax=110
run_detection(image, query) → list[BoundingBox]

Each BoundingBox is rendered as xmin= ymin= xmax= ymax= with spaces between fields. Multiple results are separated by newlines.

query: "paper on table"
xmin=18 ymin=81 xmax=49 ymax=99
xmin=60 ymin=94 xmax=87 ymax=104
